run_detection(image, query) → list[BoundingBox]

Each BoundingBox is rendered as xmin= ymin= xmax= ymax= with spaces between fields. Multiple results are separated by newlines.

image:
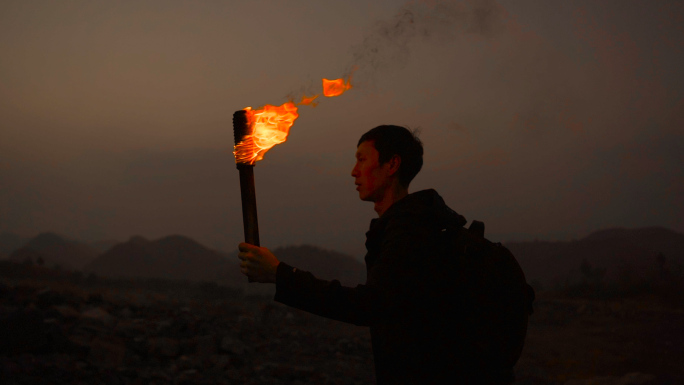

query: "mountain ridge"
xmin=9 ymin=232 xmax=99 ymax=270
xmin=505 ymin=226 xmax=684 ymax=289
xmin=3 ymin=226 xmax=682 ymax=291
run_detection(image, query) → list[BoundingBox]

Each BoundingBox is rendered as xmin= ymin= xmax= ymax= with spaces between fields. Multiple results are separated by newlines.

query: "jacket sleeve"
xmin=274 ymin=261 xmax=373 ymax=326
xmin=273 ymin=214 xmax=439 ymax=327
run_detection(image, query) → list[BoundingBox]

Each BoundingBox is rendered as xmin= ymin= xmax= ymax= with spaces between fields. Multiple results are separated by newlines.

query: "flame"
xmin=323 ymin=77 xmax=352 ymax=97
xmin=297 ymin=93 xmax=319 ymax=107
xmin=234 ymin=102 xmax=299 ymax=165
xmin=233 ymin=75 xmax=353 ymax=164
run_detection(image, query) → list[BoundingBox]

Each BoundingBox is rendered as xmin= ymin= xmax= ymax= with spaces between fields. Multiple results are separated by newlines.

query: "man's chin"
xmin=358 ymin=192 xmax=373 ymax=202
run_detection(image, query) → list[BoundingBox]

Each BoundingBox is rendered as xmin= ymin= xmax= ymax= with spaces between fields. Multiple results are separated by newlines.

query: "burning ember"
xmin=297 ymin=94 xmax=319 ymax=107
xmin=233 ymin=102 xmax=299 ymax=165
xmin=233 ymin=75 xmax=352 ymax=165
xmin=322 ymin=77 xmax=352 ymax=97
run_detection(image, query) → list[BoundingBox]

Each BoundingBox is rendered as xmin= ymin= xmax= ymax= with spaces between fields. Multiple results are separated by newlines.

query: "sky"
xmin=1 ymin=0 xmax=682 ymax=258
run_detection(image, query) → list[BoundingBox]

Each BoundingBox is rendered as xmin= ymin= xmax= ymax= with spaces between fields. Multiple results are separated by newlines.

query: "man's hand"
xmin=238 ymin=243 xmax=280 ymax=283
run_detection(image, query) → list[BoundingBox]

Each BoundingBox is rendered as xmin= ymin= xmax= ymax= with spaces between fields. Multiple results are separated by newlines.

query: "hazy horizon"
xmin=1 ymin=0 xmax=682 ymax=258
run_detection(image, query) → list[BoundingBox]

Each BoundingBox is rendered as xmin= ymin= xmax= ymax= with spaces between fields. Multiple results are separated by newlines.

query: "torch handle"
xmin=238 ymin=164 xmax=259 ymax=283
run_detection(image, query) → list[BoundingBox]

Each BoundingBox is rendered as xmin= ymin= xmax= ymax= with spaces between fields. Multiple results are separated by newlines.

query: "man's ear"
xmin=387 ymin=154 xmax=401 ymax=176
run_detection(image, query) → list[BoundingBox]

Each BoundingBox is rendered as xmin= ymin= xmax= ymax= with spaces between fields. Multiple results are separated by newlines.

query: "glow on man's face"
xmin=351 ymin=140 xmax=393 ymax=202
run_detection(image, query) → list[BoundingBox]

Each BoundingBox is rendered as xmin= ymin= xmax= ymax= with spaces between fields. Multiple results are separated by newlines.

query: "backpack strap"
xmin=468 ymin=220 xmax=485 ymax=238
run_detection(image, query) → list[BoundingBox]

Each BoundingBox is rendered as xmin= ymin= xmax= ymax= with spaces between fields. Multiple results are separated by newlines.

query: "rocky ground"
xmin=0 ymin=276 xmax=682 ymax=385
xmin=0 ymin=277 xmax=374 ymax=385
xmin=516 ymin=293 xmax=684 ymax=385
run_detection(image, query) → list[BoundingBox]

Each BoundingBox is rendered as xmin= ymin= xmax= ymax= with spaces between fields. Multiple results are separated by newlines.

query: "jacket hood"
xmin=380 ymin=189 xmax=467 ymax=229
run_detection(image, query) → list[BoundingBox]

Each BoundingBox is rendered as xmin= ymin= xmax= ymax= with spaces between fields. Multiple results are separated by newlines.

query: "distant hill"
xmin=89 ymin=239 xmax=120 ymax=253
xmin=85 ymin=235 xmax=242 ymax=283
xmin=0 ymin=232 xmax=27 ymax=256
xmin=9 ymin=232 xmax=99 ymax=270
xmin=506 ymin=226 xmax=684 ymax=290
xmin=84 ymin=235 xmax=367 ymax=288
xmin=272 ymin=245 xmax=366 ymax=286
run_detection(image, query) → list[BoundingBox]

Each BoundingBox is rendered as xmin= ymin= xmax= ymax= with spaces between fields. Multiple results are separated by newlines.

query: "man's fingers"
xmin=238 ymin=242 xmax=260 ymax=253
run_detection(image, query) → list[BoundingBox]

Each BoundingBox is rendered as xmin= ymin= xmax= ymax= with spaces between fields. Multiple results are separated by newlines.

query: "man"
xmin=238 ymin=125 xmax=515 ymax=384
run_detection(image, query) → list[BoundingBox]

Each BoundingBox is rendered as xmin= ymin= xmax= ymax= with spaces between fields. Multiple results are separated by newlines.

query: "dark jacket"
xmin=274 ymin=189 xmax=513 ymax=384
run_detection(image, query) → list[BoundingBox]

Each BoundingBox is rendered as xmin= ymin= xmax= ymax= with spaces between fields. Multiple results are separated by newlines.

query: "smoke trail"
xmin=283 ymin=0 xmax=505 ymax=104
xmin=345 ymin=0 xmax=506 ymax=84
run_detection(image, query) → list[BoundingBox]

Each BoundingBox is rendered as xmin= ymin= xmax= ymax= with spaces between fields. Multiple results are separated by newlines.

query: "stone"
xmin=88 ymin=335 xmax=127 ymax=368
xmin=618 ymin=373 xmax=657 ymax=385
xmin=219 ymin=334 xmax=248 ymax=355
xmin=261 ymin=362 xmax=316 ymax=382
xmin=212 ymin=354 xmax=231 ymax=369
xmin=156 ymin=319 xmax=174 ymax=335
xmin=0 ymin=309 xmax=51 ymax=355
xmin=69 ymin=333 xmax=92 ymax=355
xmin=86 ymin=293 xmax=105 ymax=306
xmin=129 ymin=336 xmax=149 ymax=356
xmin=195 ymin=334 xmax=218 ymax=357
xmin=36 ymin=287 xmax=66 ymax=308
xmin=53 ymin=305 xmax=81 ymax=319
xmin=564 ymin=372 xmax=657 ymax=385
xmin=175 ymin=355 xmax=194 ymax=371
xmin=118 ymin=307 xmax=133 ymax=318
xmin=114 ymin=319 xmax=147 ymax=337
xmin=0 ymin=282 xmax=10 ymax=298
xmin=150 ymin=337 xmax=180 ymax=358
xmin=81 ymin=307 xmax=114 ymax=326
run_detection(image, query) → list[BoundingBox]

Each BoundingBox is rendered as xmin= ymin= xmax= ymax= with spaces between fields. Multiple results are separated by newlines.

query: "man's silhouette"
xmin=238 ymin=125 xmax=516 ymax=384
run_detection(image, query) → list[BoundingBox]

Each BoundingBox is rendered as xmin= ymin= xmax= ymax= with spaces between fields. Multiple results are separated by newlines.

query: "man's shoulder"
xmin=380 ymin=189 xmax=466 ymax=228
xmin=368 ymin=190 xmax=465 ymax=244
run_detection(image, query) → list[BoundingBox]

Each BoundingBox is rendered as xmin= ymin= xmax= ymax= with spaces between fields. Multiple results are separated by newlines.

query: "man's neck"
xmin=374 ymin=185 xmax=408 ymax=217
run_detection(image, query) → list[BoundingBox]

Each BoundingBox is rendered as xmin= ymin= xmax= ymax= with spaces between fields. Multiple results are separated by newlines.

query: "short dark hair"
xmin=358 ymin=125 xmax=423 ymax=187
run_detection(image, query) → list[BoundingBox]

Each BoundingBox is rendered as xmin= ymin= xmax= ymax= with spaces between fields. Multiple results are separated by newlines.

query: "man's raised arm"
xmin=237 ymin=212 xmax=441 ymax=328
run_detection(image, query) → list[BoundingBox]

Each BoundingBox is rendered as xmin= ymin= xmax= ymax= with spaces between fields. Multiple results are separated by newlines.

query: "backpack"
xmin=439 ymin=220 xmax=535 ymax=368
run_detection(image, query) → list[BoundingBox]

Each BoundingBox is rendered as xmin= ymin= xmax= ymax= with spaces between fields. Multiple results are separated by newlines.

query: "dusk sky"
xmin=1 ymin=0 xmax=682 ymax=258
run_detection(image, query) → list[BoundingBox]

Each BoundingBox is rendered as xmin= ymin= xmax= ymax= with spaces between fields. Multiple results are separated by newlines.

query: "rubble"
xmin=0 ymin=279 xmax=374 ymax=384
xmin=3 ymin=274 xmax=680 ymax=384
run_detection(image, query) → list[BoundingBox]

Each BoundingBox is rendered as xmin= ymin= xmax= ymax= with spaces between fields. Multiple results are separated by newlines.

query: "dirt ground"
xmin=1 ymin=275 xmax=682 ymax=385
xmin=513 ymin=293 xmax=684 ymax=385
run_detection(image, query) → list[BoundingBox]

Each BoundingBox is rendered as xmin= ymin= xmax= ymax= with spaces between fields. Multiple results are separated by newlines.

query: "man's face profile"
xmin=351 ymin=140 xmax=392 ymax=202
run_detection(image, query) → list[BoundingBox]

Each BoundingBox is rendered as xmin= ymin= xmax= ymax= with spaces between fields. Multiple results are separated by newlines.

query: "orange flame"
xmin=323 ymin=77 xmax=352 ymax=97
xmin=234 ymin=102 xmax=299 ymax=165
xmin=297 ymin=93 xmax=319 ymax=107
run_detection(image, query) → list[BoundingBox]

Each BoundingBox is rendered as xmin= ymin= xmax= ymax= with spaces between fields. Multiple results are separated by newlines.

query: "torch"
xmin=232 ymin=103 xmax=299 ymax=282
xmin=231 ymin=77 xmax=352 ymax=282
xmin=233 ymin=110 xmax=260 ymax=248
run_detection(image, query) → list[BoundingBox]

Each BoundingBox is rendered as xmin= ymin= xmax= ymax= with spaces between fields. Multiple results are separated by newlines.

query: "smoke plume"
xmin=346 ymin=0 xmax=506 ymax=85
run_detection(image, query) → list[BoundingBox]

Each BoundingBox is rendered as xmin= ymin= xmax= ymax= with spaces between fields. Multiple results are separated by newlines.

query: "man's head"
xmin=351 ymin=125 xmax=423 ymax=202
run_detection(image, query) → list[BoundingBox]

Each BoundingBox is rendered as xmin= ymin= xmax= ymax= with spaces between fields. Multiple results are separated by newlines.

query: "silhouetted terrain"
xmin=88 ymin=239 xmax=120 ymax=254
xmin=10 ymin=232 xmax=99 ymax=271
xmin=82 ymin=236 xmax=364 ymax=292
xmin=1 ymin=259 xmax=681 ymax=384
xmin=85 ymin=235 xmax=235 ymax=282
xmin=1 ymin=227 xmax=683 ymax=383
xmin=3 ymin=227 xmax=683 ymax=295
xmin=272 ymin=245 xmax=366 ymax=287
xmin=0 ymin=232 xmax=366 ymax=296
xmin=507 ymin=227 xmax=684 ymax=292
xmin=0 ymin=262 xmax=375 ymax=385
